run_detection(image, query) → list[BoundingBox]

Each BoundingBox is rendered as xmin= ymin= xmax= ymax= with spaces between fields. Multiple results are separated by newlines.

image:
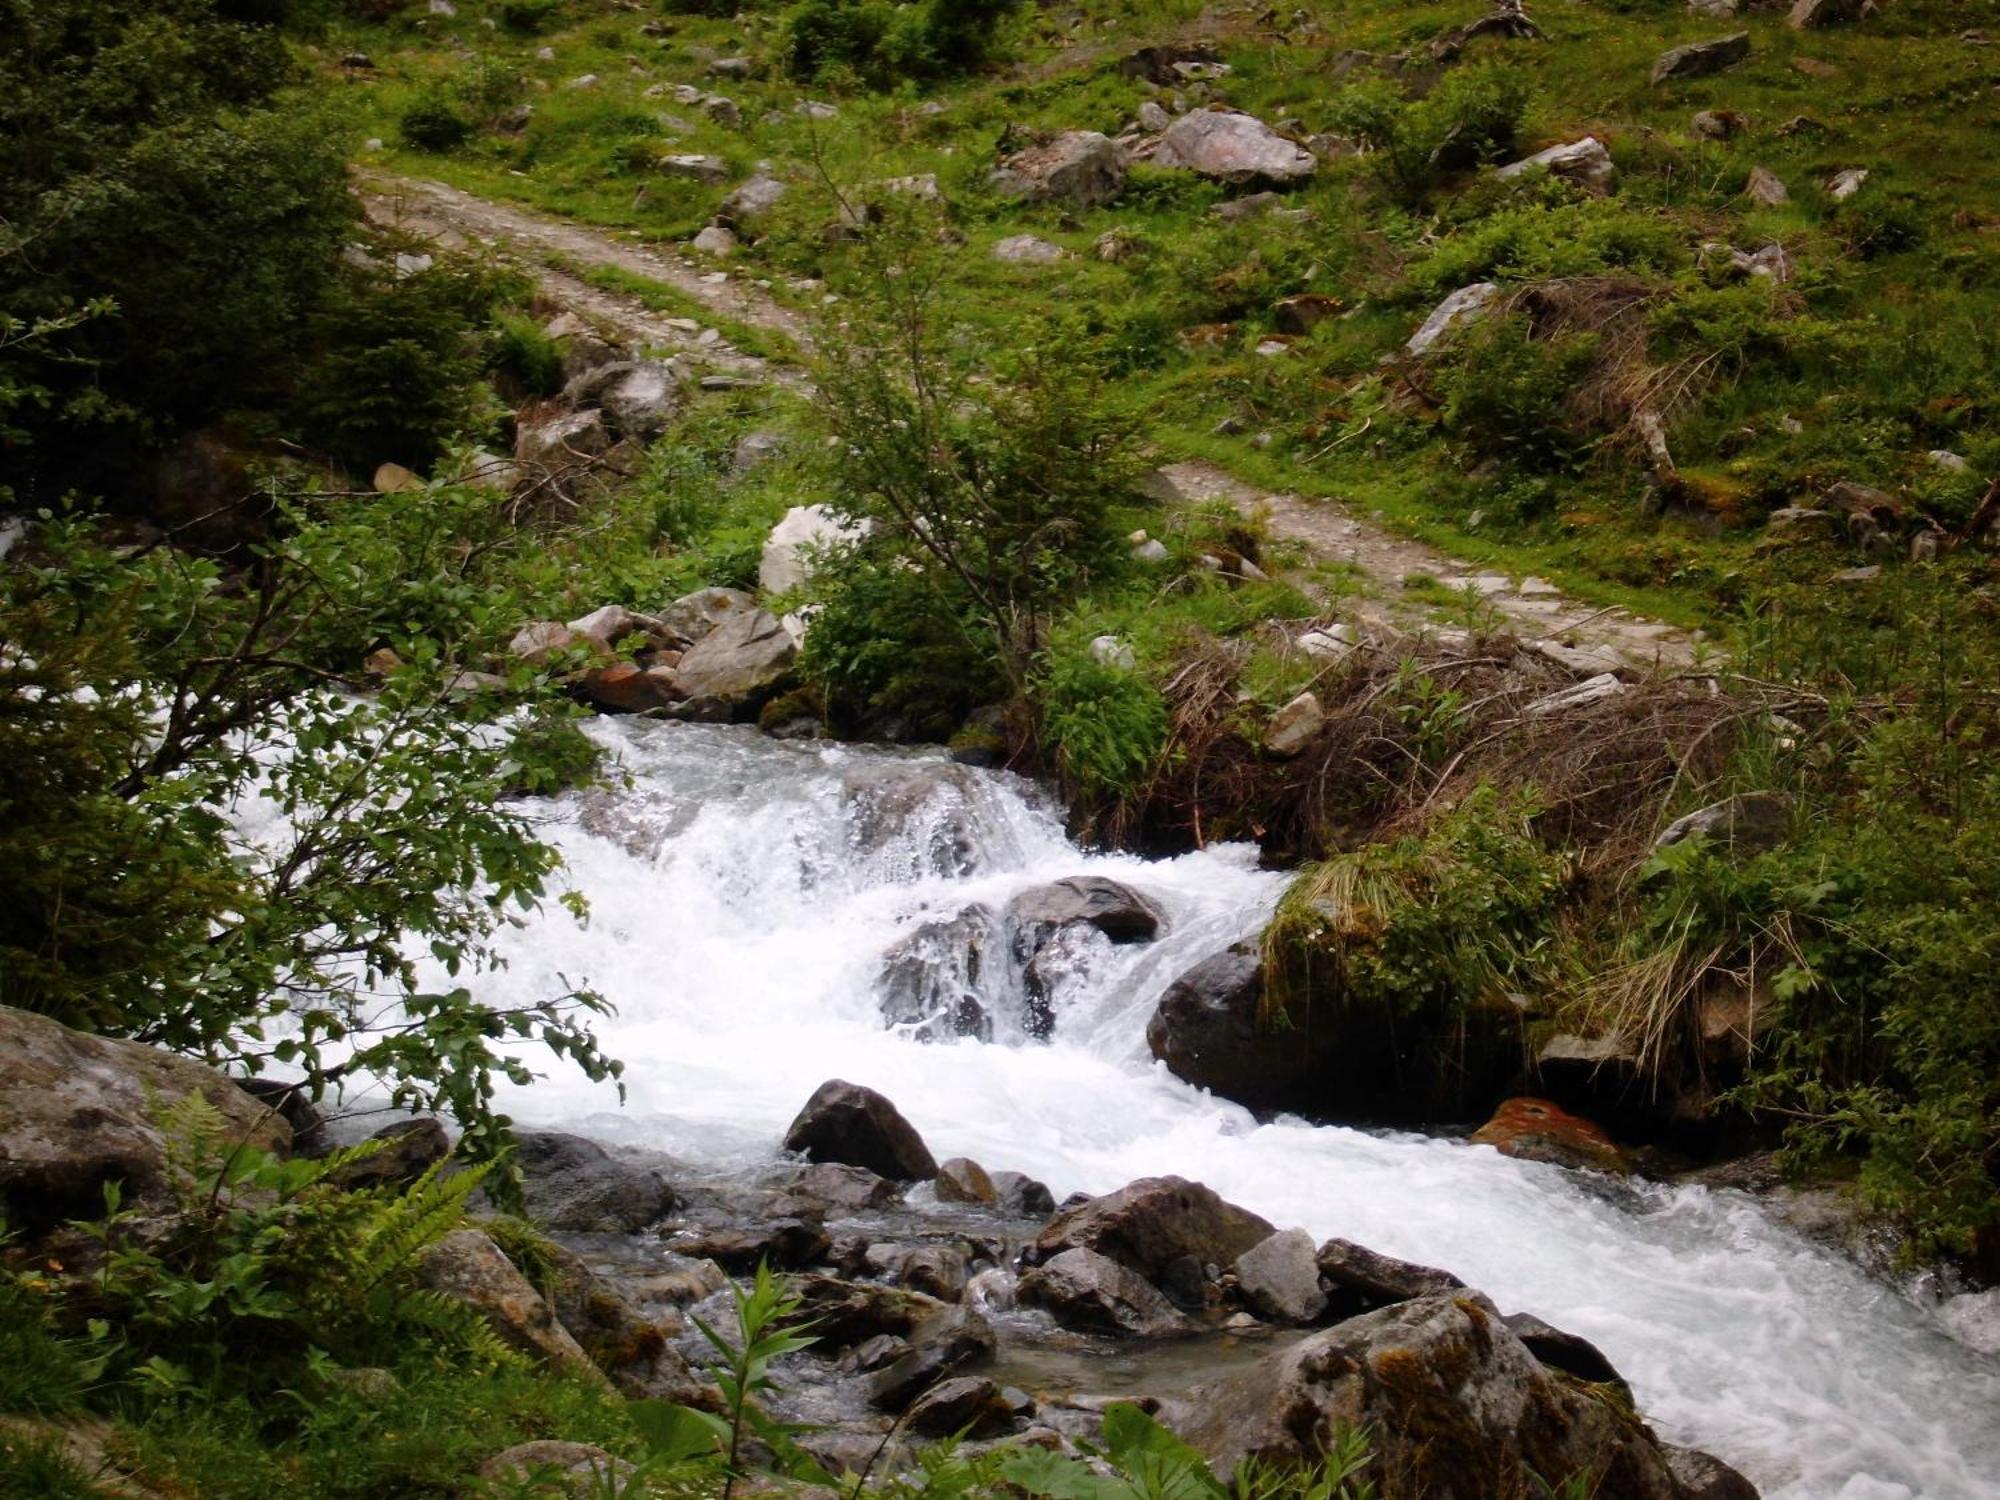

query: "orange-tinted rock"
xmin=579 ymin=662 xmax=674 ymax=714
xmin=1469 ymin=1098 xmax=1629 ymax=1175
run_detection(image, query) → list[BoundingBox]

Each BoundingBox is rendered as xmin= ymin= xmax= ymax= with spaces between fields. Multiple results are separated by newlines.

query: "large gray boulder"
xmin=1030 ymin=1175 xmax=1275 ymax=1280
xmin=783 ymin=1079 xmax=938 ymax=1181
xmin=1155 ymin=110 xmax=1316 ymax=184
xmin=512 ymin=1131 xmax=681 ymax=1233
xmin=1651 ymin=32 xmax=1751 ymax=84
xmin=1017 ymin=1246 xmax=1193 ymax=1337
xmin=417 ymin=1230 xmax=603 ymax=1377
xmin=1406 ymin=283 xmax=1500 ymax=357
xmin=567 ymin=361 xmax=681 ymax=440
xmin=665 ymin=607 xmax=796 ymax=720
xmin=1496 ymin=137 xmax=1616 ymax=194
xmin=1160 ymin=1292 xmax=1690 ymax=1499
xmin=719 ymin=172 xmax=787 ymax=232
xmin=988 ymin=131 xmax=1127 ymax=207
xmin=1315 ymin=1237 xmax=1466 ymax=1319
xmin=1232 ymin=1228 xmax=1326 ymax=1323
xmin=657 ymin=586 xmax=758 ymax=644
xmin=1147 ymin=943 xmax=1333 ymax=1111
xmin=0 ymin=1004 xmax=291 ymax=1236
xmin=1007 ymin=876 xmax=1164 ymax=947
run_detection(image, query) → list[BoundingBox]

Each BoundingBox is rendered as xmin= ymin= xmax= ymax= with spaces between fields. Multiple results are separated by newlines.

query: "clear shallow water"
xmin=429 ymin=720 xmax=1998 ymax=1498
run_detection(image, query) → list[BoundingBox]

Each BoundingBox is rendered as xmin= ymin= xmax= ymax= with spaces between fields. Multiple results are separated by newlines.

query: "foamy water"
xmin=419 ymin=719 xmax=1998 ymax=1498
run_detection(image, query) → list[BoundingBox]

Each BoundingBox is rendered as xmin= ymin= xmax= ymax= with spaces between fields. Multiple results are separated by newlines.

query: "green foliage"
xmin=1435 ymin=314 xmax=1601 ymax=472
xmin=50 ymin=1097 xmax=506 ymax=1398
xmin=1330 ymin=65 xmax=1530 ymax=201
xmin=0 ymin=0 xmax=352 ymax=490
xmin=811 ymin=207 xmax=1137 ymax=699
xmin=784 ymin=0 xmax=1021 ymax=86
xmin=1034 ymin=634 xmax=1170 ymax=800
xmin=498 ymin=0 xmax=566 ymax=35
xmin=294 ymin=251 xmax=507 ymax=470
xmin=0 ymin=488 xmax=623 ymax=1162
xmin=1267 ymin=786 xmax=1567 ymax=1032
xmin=400 ymin=89 xmax=475 ymax=152
xmin=492 ymin=311 xmax=568 ymax=399
xmin=1413 ymin=197 xmax=1686 ymax=293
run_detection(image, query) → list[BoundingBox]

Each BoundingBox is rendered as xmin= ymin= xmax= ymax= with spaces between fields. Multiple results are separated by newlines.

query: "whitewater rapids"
xmin=436 ymin=720 xmax=1998 ymax=1499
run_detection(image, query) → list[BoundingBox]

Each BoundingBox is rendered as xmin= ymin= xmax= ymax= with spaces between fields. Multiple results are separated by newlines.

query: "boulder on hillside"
xmin=567 ymin=361 xmax=681 ymax=440
xmin=991 ymin=234 xmax=1068 ymax=265
xmin=418 ymin=1229 xmax=602 ymax=1377
xmin=1406 ymin=282 xmax=1500 ymax=357
xmin=658 ymin=586 xmax=758 ymax=643
xmin=1154 ymin=110 xmax=1316 ymax=184
xmin=1651 ymin=32 xmax=1751 ymax=84
xmin=988 ymin=131 xmax=1127 ymax=207
xmin=1496 ymin=137 xmax=1616 ymax=194
xmin=1030 ymin=1175 xmax=1275 ymax=1280
xmin=0 ymin=1003 xmax=292 ymax=1237
xmin=719 ymin=172 xmax=787 ymax=233
xmin=665 ymin=607 xmax=796 ymax=720
xmin=1017 ymin=1246 xmax=1193 ymax=1337
xmin=759 ymin=503 xmax=869 ymax=596
xmin=1160 ymin=1292 xmax=1693 ymax=1499
xmin=1146 ymin=943 xmax=1334 ymax=1111
xmin=515 ymin=407 xmax=612 ymax=470
xmin=1654 ymin=792 xmax=1792 ymax=854
xmin=783 ymin=1079 xmax=939 ymax=1181
xmin=513 ymin=1131 xmax=681 ymax=1232
xmin=1788 ymin=0 xmax=1863 ymax=27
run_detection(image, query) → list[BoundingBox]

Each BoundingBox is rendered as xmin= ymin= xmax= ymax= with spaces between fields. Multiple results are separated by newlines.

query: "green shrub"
xmin=490 ymin=310 xmax=566 ymax=398
xmin=293 ymin=252 xmax=503 ymax=471
xmin=1330 ymin=64 xmax=1530 ymax=200
xmin=1414 ymin=197 xmax=1685 ymax=292
xmin=498 ymin=0 xmax=565 ymax=32
xmin=399 ymin=90 xmax=474 ymax=152
xmin=1435 ymin=313 xmax=1601 ymax=471
xmin=1034 ymin=637 xmax=1170 ymax=798
xmin=783 ymin=0 xmax=1020 ymax=86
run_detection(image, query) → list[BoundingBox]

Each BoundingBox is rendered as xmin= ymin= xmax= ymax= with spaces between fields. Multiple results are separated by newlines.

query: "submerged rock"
xmin=1470 ymin=1098 xmax=1631 ymax=1174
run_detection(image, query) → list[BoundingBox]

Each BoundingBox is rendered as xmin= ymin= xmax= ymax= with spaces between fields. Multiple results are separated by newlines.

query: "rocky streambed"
xmin=456 ymin=1077 xmax=1760 ymax=1500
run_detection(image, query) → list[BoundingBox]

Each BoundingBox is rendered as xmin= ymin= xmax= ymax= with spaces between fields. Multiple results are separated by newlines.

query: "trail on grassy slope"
xmin=365 ymin=174 xmax=1698 ymax=671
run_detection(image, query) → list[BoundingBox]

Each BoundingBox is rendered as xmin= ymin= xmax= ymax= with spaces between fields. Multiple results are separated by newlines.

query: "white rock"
xmin=1233 ymin=1228 xmax=1327 ymax=1323
xmin=1132 ymin=538 xmax=1171 ymax=564
xmin=1089 ymin=635 xmax=1137 ymax=672
xmin=567 ymin=74 xmax=599 ymax=90
xmin=1297 ymin=625 xmax=1354 ymax=659
xmin=1406 ymin=283 xmax=1500 ymax=357
xmin=1496 ymin=137 xmax=1616 ymax=194
xmin=1263 ymin=692 xmax=1327 ymax=758
xmin=1826 ymin=168 xmax=1869 ymax=201
xmin=1153 ymin=109 xmax=1316 ymax=184
xmin=1523 ymin=672 xmax=1627 ymax=717
xmin=692 ymin=224 xmax=738 ymax=257
xmin=991 ymin=234 xmax=1068 ymax=265
xmin=1929 ymin=449 xmax=1970 ymax=473
xmin=1526 ymin=639 xmax=1625 ymax=678
xmin=759 ymin=504 xmax=869 ymax=596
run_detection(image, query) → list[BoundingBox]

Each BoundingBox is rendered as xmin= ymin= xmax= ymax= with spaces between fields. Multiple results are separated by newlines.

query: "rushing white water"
xmin=447 ymin=719 xmax=1997 ymax=1499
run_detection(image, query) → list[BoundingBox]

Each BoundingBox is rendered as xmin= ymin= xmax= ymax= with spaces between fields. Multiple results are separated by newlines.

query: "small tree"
xmin=809 ymin=204 xmax=1136 ymax=708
